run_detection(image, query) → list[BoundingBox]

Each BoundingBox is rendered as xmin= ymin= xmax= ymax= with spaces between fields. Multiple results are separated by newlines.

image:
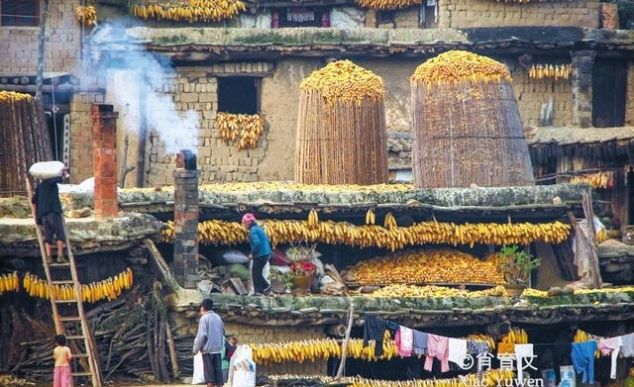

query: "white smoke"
xmin=90 ymin=24 xmax=199 ymax=154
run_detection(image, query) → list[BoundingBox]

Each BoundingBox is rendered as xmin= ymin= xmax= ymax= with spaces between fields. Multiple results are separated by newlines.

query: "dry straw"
xmin=410 ymin=50 xmax=534 ymax=188
xmin=295 ymin=60 xmax=388 ymax=185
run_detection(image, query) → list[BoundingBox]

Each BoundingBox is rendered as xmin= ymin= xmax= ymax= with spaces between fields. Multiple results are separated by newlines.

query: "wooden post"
xmin=581 ymin=192 xmax=603 ymax=288
xmin=335 ymin=305 xmax=354 ymax=379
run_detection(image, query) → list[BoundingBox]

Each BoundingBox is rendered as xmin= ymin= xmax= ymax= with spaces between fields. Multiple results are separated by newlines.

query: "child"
xmin=222 ymin=335 xmax=238 ymax=383
xmin=53 ymin=334 xmax=73 ymax=387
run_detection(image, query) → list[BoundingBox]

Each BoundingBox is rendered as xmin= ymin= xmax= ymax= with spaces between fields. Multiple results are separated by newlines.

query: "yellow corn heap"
xmin=528 ymin=64 xmax=571 ymax=81
xmin=0 ymin=91 xmax=33 ymax=103
xmin=162 ymin=218 xmax=571 ymax=250
xmin=411 ymin=50 xmax=512 ymax=85
xmin=370 ymin=284 xmax=508 ymax=298
xmin=522 ymin=286 xmax=634 ymax=298
xmin=22 ymin=268 xmax=134 ymax=303
xmin=75 ymin=5 xmax=97 ymax=27
xmin=356 ymin=0 xmax=420 ymax=10
xmin=268 ymin=370 xmax=515 ymax=387
xmin=0 ymin=272 xmax=19 ymax=295
xmin=217 ymin=112 xmax=265 ymax=150
xmin=300 ymin=60 xmax=385 ymax=105
xmin=131 ymin=0 xmax=246 ymax=23
xmin=125 ymin=182 xmax=411 ymax=194
xmin=348 ymin=249 xmax=505 ymax=285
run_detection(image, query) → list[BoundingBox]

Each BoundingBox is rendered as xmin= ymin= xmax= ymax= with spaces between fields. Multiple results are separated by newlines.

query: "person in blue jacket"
xmin=241 ymin=213 xmax=272 ymax=295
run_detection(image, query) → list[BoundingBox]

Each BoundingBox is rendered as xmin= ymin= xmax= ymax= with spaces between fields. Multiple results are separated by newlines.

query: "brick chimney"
xmin=173 ymin=149 xmax=200 ymax=288
xmin=91 ymin=104 xmax=119 ymax=218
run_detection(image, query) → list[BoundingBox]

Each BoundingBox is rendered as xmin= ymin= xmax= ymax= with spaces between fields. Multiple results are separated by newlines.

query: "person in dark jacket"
xmin=241 ymin=213 xmax=272 ymax=295
xmin=32 ymin=171 xmax=69 ymax=264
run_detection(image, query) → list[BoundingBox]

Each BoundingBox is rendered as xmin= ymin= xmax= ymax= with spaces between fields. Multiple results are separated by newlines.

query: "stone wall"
xmin=438 ymin=0 xmax=601 ymax=28
xmin=509 ymin=62 xmax=574 ymax=128
xmin=0 ymin=0 xmax=81 ymax=74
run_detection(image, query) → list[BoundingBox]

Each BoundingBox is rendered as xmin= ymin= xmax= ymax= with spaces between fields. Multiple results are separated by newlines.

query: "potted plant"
xmin=290 ymin=261 xmax=317 ymax=296
xmin=500 ymin=245 xmax=541 ymax=294
xmin=269 ymin=270 xmax=293 ymax=294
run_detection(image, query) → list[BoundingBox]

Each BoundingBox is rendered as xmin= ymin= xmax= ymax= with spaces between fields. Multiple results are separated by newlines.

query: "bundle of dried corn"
xmin=528 ymin=64 xmax=571 ymax=81
xmin=410 ymin=51 xmax=534 ymax=188
xmin=75 ymin=5 xmax=97 ymax=27
xmin=216 ymin=112 xmax=265 ymax=150
xmin=356 ymin=0 xmax=420 ymax=10
xmin=295 ymin=60 xmax=388 ymax=185
xmin=0 ymin=91 xmax=52 ymax=197
xmin=131 ymin=0 xmax=246 ymax=23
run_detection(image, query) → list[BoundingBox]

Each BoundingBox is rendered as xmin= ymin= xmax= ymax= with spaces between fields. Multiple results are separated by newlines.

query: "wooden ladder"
xmin=27 ymin=179 xmax=103 ymax=387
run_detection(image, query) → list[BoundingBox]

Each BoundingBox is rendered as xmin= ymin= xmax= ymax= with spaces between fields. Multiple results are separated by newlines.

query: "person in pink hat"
xmin=241 ymin=213 xmax=272 ymax=295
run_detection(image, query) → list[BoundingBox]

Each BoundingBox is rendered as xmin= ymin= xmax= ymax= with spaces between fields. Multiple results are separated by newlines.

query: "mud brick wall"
xmin=0 ymin=0 xmax=81 ymax=74
xmin=438 ymin=0 xmax=601 ymax=28
xmin=69 ymin=91 xmax=105 ymax=183
xmin=509 ymin=63 xmax=573 ymax=128
xmin=224 ymin=322 xmax=328 ymax=375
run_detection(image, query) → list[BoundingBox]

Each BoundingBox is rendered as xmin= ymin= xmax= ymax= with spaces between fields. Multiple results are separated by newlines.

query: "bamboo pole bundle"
xmin=410 ymin=51 xmax=535 ymax=188
xmin=0 ymin=91 xmax=53 ymax=197
xmin=295 ymin=60 xmax=388 ymax=185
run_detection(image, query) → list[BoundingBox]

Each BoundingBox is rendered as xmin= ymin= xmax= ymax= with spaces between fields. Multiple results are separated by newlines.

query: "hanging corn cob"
xmin=528 ymin=64 xmax=572 ymax=81
xmin=75 ymin=6 xmax=97 ymax=27
xmin=569 ymin=171 xmax=614 ymax=190
xmin=216 ymin=112 xmax=265 ymax=150
xmin=0 ymin=272 xmax=20 ymax=295
xmin=0 ymin=91 xmax=33 ymax=103
xmin=355 ymin=0 xmax=420 ymax=10
xmin=22 ymin=268 xmax=134 ymax=303
xmin=162 ymin=219 xmax=571 ymax=250
xmin=131 ymin=0 xmax=246 ymax=23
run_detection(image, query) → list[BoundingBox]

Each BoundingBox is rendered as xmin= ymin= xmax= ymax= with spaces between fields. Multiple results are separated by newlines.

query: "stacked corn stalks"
xmin=528 ymin=64 xmax=571 ymax=81
xmin=75 ymin=5 xmax=97 ymax=27
xmin=411 ymin=50 xmax=534 ymax=188
xmin=216 ymin=112 xmax=265 ymax=150
xmin=0 ymin=272 xmax=19 ymax=295
xmin=356 ymin=0 xmax=420 ymax=10
xmin=570 ymin=171 xmax=614 ymax=189
xmin=296 ymin=60 xmax=388 ymax=185
xmin=370 ymin=284 xmax=509 ymax=298
xmin=347 ymin=249 xmax=506 ymax=286
xmin=161 ymin=218 xmax=571 ymax=250
xmin=130 ymin=0 xmax=246 ymax=23
xmin=22 ymin=268 xmax=134 ymax=303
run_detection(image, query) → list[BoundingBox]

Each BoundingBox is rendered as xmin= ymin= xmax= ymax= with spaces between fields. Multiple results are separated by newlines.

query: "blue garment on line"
xmin=571 ymin=341 xmax=597 ymax=384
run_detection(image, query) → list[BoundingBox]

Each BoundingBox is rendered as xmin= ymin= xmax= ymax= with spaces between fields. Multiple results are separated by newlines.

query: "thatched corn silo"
xmin=295 ymin=60 xmax=388 ymax=185
xmin=0 ymin=91 xmax=53 ymax=196
xmin=410 ymin=50 xmax=535 ymax=188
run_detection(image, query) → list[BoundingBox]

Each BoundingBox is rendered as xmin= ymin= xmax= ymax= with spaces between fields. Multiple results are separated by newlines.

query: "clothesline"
xmin=361 ymin=315 xmax=634 ymax=384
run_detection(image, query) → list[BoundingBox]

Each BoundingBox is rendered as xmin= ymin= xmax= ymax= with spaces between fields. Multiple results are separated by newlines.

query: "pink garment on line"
xmin=54 ymin=365 xmax=73 ymax=387
xmin=395 ymin=326 xmax=414 ymax=358
xmin=599 ymin=337 xmax=622 ymax=380
xmin=424 ymin=334 xmax=450 ymax=373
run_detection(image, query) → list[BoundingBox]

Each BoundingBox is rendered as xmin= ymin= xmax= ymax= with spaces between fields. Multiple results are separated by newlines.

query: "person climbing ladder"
xmin=32 ymin=169 xmax=70 ymax=264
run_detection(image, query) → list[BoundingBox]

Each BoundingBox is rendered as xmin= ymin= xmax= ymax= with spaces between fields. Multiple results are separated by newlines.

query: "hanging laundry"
xmin=598 ymin=337 xmax=622 ymax=379
xmin=572 ymin=341 xmax=597 ymax=384
xmin=448 ymin=338 xmax=467 ymax=368
xmin=621 ymin=333 xmax=634 ymax=358
xmin=395 ymin=326 xmax=413 ymax=358
xmin=534 ymin=343 xmax=572 ymax=384
xmin=413 ymin=330 xmax=429 ymax=357
xmin=425 ymin=334 xmax=450 ymax=373
xmin=467 ymin=340 xmax=489 ymax=355
xmin=515 ymin=344 xmax=534 ymax=384
xmin=363 ymin=315 xmax=386 ymax=357
xmin=498 ymin=342 xmax=515 ymax=355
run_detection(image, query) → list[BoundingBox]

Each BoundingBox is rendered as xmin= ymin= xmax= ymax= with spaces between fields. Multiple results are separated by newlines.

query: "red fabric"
xmin=54 ymin=366 xmax=73 ymax=387
xmin=424 ymin=334 xmax=450 ymax=373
